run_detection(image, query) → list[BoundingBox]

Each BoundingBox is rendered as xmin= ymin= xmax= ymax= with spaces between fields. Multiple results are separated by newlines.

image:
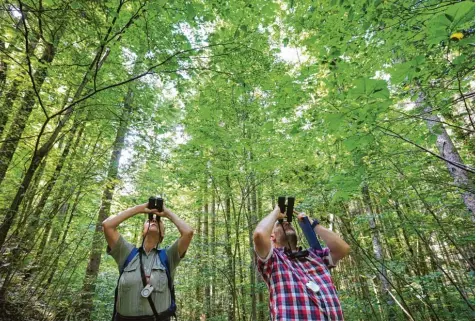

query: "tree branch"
xmin=377 ymin=125 xmax=475 ymax=173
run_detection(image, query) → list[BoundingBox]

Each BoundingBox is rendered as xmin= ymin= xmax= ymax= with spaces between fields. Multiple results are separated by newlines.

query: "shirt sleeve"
xmin=254 ymin=246 xmax=275 ymax=282
xmin=166 ymin=239 xmax=182 ymax=278
xmin=107 ymin=235 xmax=135 ymax=271
xmin=309 ymin=247 xmax=335 ymax=269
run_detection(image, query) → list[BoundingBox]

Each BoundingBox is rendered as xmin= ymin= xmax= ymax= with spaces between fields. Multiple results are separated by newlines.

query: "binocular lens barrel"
xmin=157 ymin=198 xmax=163 ymax=212
xmin=286 ymin=197 xmax=294 ymax=222
xmin=277 ymin=196 xmax=295 ymax=223
xmin=278 ymin=197 xmax=286 ymax=214
xmin=148 ymin=196 xmax=164 ymax=221
xmin=278 ymin=196 xmax=286 ymax=223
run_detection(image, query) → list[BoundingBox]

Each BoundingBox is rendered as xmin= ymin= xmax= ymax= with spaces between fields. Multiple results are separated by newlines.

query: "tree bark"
xmin=418 ymin=93 xmax=475 ymax=221
xmin=79 ymin=89 xmax=133 ymax=320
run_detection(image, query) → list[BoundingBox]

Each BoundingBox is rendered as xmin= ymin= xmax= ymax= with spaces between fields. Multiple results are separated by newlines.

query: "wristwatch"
xmin=311 ymin=219 xmax=320 ymax=229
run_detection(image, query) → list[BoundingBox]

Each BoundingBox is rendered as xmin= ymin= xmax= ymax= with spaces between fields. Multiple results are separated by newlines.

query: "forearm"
xmin=102 ymin=206 xmax=140 ymax=230
xmin=253 ymin=206 xmax=282 ymax=258
xmin=165 ymin=209 xmax=193 ymax=257
xmin=314 ymin=224 xmax=350 ymax=261
xmin=166 ymin=210 xmax=193 ymax=236
xmin=254 ymin=207 xmax=280 ymax=239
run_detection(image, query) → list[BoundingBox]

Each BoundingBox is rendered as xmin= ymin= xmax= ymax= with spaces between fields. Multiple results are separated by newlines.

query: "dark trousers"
xmin=115 ymin=313 xmax=170 ymax=321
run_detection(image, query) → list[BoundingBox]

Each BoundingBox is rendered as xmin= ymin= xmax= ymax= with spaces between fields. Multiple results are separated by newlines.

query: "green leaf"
xmin=349 ymin=78 xmax=389 ymax=99
xmin=445 ymin=1 xmax=475 ymax=29
xmin=324 ymin=113 xmax=342 ymax=131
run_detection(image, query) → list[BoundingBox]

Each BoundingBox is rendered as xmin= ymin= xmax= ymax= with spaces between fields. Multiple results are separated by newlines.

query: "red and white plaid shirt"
xmin=256 ymin=247 xmax=344 ymax=321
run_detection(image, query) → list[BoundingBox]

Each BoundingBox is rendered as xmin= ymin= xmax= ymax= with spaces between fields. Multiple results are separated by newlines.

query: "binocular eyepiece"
xmin=278 ymin=196 xmax=295 ymax=223
xmin=148 ymin=196 xmax=164 ymax=221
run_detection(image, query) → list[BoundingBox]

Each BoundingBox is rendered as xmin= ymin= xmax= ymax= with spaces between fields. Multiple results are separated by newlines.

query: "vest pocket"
xmin=121 ymin=258 xmax=140 ymax=291
xmin=151 ymin=265 xmax=167 ymax=292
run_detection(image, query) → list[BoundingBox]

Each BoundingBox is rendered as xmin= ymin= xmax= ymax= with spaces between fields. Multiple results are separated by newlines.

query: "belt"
xmin=115 ymin=313 xmax=170 ymax=321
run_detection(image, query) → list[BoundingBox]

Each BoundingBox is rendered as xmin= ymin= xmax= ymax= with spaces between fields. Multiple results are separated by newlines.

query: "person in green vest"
xmin=102 ymin=202 xmax=194 ymax=321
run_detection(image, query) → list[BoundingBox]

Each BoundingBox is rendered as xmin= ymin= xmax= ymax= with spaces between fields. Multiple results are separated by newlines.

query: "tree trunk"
xmin=203 ymin=175 xmax=211 ymax=317
xmin=256 ymin=185 xmax=266 ymax=321
xmin=0 ymin=40 xmax=57 ymax=185
xmin=224 ymin=176 xmax=236 ymax=321
xmin=0 ymin=80 xmax=20 ymax=137
xmin=210 ymin=187 xmax=216 ymax=318
xmin=362 ymin=184 xmax=396 ymax=320
xmin=419 ymin=93 xmax=475 ymax=221
xmin=0 ymin=39 xmax=6 ymax=94
xmin=247 ymin=170 xmax=257 ymax=321
xmin=0 ymin=44 xmax=111 ymax=250
xmin=79 ymin=89 xmax=133 ymax=320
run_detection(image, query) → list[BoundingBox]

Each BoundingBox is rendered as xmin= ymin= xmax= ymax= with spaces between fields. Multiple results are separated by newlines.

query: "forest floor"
xmin=0 ymin=301 xmax=45 ymax=321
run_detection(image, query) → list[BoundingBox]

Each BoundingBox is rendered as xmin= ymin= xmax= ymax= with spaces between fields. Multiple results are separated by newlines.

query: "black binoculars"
xmin=278 ymin=196 xmax=295 ymax=223
xmin=148 ymin=196 xmax=164 ymax=221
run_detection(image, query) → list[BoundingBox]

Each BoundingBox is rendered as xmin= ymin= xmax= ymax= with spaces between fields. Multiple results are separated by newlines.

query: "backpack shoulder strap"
xmin=158 ymin=249 xmax=170 ymax=274
xmin=121 ymin=247 xmax=139 ymax=273
xmin=158 ymin=249 xmax=177 ymax=314
xmin=112 ymin=247 xmax=139 ymax=321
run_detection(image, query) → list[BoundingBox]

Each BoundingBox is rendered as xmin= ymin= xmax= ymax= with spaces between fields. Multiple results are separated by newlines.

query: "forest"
xmin=0 ymin=0 xmax=474 ymax=320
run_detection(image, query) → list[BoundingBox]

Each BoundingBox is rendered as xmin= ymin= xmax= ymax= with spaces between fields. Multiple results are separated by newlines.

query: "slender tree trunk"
xmin=247 ymin=170 xmax=257 ymax=321
xmin=210 ymin=188 xmax=216 ymax=317
xmin=20 ymin=126 xmax=78 ymax=249
xmin=79 ymin=89 xmax=133 ymax=320
xmin=224 ymin=176 xmax=236 ymax=321
xmin=256 ymin=185 xmax=266 ymax=321
xmin=237 ymin=237 xmax=246 ymax=321
xmin=0 ymin=39 xmax=6 ymax=94
xmin=362 ymin=184 xmax=396 ymax=320
xmin=203 ymin=175 xmax=211 ymax=317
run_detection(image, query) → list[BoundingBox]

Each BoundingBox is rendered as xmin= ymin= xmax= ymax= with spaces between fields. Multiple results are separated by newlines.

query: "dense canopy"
xmin=0 ymin=0 xmax=474 ymax=320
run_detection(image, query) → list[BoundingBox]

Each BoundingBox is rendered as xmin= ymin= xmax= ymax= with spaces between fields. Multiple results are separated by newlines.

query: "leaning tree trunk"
xmin=19 ymin=123 xmax=79 ymax=249
xmin=0 ymin=44 xmax=111 ymax=250
xmin=0 ymin=39 xmax=6 ymax=94
xmin=0 ymin=40 xmax=57 ymax=185
xmin=418 ymin=93 xmax=475 ymax=221
xmin=79 ymin=89 xmax=133 ymax=320
xmin=34 ymin=124 xmax=85 ymax=263
xmin=0 ymin=126 xmax=80 ymax=294
xmin=0 ymin=79 xmax=20 ymax=136
xmin=0 ymin=23 xmax=39 ymax=137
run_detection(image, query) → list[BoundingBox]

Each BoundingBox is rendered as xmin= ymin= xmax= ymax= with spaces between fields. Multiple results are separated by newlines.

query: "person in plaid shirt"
xmin=253 ymin=206 xmax=350 ymax=321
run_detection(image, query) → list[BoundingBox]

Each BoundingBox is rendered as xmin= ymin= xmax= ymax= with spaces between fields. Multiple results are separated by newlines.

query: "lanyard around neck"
xmin=139 ymin=248 xmax=157 ymax=283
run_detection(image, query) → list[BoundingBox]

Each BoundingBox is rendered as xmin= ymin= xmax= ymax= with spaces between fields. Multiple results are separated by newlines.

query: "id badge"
xmin=306 ymin=281 xmax=320 ymax=293
xmin=141 ymin=284 xmax=154 ymax=298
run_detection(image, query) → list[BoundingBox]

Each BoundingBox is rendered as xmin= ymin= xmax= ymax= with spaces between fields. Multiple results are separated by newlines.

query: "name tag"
xmin=306 ymin=281 xmax=320 ymax=293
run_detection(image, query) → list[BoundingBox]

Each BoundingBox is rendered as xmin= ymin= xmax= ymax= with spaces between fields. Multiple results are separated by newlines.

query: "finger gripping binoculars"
xmin=148 ymin=196 xmax=164 ymax=221
xmin=278 ymin=196 xmax=295 ymax=223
